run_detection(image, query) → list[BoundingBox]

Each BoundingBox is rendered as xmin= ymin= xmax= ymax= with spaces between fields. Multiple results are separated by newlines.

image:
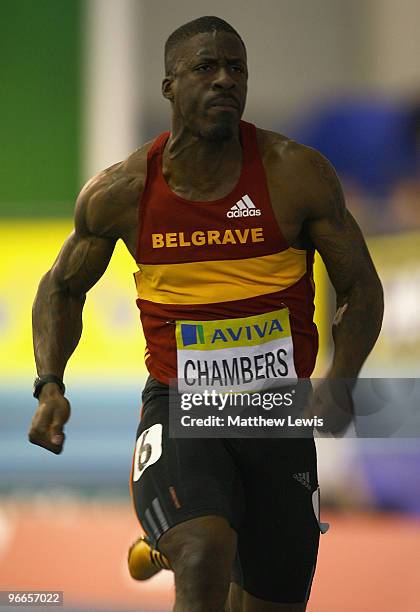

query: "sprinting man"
xmin=29 ymin=16 xmax=383 ymax=611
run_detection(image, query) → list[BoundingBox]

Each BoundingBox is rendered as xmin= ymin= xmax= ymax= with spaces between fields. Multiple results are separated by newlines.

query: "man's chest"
xmin=124 ymin=162 xmax=307 ymax=258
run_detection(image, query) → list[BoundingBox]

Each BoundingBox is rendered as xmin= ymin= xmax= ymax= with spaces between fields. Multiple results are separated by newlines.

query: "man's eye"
xmin=195 ymin=65 xmax=212 ymax=72
xmin=231 ymin=65 xmax=245 ymax=73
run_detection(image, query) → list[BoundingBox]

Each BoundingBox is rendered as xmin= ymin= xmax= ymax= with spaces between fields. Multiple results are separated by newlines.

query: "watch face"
xmin=33 ymin=378 xmax=41 ymax=397
xmin=33 ymin=377 xmax=47 ymax=398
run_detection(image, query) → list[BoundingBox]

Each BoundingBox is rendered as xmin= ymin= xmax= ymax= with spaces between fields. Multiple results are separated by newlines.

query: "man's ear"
xmin=162 ymin=77 xmax=174 ymax=101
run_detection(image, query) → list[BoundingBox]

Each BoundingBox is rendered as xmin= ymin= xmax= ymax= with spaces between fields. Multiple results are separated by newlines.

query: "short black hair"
xmin=165 ymin=16 xmax=246 ymax=75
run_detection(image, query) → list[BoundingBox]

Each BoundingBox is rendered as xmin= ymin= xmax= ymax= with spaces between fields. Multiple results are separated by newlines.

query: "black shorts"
xmin=130 ymin=376 xmax=323 ymax=603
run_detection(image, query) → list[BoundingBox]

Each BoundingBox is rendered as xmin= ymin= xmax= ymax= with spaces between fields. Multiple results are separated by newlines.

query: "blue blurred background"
xmin=1 ymin=1 xmax=419 ymax=610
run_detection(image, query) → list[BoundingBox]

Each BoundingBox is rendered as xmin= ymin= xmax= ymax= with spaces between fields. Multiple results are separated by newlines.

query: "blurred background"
xmin=0 ymin=1 xmax=419 ymax=610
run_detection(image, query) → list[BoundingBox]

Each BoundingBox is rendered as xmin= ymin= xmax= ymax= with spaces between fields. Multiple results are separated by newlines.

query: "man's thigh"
xmin=130 ymin=376 xmax=244 ymax=548
xmin=231 ymin=438 xmax=321 ymax=607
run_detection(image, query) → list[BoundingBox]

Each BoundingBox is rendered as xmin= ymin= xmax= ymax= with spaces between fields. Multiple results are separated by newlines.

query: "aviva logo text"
xmin=178 ymin=311 xmax=290 ymax=350
xmin=209 ymin=319 xmax=283 ymax=344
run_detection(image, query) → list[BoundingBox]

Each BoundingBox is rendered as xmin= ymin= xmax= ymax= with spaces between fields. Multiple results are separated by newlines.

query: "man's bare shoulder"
xmin=123 ymin=139 xmax=155 ymax=175
xmin=256 ymin=127 xmax=341 ymax=213
xmin=256 ymin=127 xmax=326 ymax=172
xmin=76 ymin=140 xmax=154 ymax=239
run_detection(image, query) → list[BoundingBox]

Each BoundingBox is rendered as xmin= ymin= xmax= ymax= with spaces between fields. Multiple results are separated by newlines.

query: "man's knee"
xmin=160 ymin=514 xmax=236 ymax=570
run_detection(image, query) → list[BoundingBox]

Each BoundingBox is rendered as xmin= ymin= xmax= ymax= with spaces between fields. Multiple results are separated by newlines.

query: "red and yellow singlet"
xmin=134 ymin=121 xmax=318 ymax=391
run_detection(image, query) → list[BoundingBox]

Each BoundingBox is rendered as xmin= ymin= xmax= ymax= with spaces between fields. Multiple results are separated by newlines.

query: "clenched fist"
xmin=308 ymin=378 xmax=355 ymax=436
xmin=28 ymin=383 xmax=71 ymax=454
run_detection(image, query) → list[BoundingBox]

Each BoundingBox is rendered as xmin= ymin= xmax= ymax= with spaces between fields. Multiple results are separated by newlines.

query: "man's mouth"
xmin=208 ymin=97 xmax=239 ymax=110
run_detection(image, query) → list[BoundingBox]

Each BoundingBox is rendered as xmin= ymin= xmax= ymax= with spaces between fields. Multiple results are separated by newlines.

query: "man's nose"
xmin=212 ymin=67 xmax=235 ymax=89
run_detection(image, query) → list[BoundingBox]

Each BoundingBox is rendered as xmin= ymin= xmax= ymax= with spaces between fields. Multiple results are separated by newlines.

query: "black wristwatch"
xmin=33 ymin=374 xmax=65 ymax=399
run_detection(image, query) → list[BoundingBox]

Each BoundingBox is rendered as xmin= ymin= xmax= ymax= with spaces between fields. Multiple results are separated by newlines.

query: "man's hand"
xmin=28 ymin=384 xmax=71 ymax=454
xmin=308 ymin=378 xmax=355 ymax=436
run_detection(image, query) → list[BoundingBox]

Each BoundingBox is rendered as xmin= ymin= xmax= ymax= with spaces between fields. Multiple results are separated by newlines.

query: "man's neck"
xmin=162 ymin=122 xmax=243 ymax=200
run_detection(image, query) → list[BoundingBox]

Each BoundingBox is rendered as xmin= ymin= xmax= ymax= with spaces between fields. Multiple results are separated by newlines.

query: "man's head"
xmin=162 ymin=16 xmax=248 ymax=142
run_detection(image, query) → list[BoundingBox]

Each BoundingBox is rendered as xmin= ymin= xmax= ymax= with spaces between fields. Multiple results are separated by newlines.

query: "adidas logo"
xmin=293 ymin=472 xmax=311 ymax=490
xmin=227 ymin=194 xmax=261 ymax=218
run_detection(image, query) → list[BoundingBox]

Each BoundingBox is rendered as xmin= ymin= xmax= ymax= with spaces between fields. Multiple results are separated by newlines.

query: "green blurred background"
xmin=0 ymin=0 xmax=81 ymax=217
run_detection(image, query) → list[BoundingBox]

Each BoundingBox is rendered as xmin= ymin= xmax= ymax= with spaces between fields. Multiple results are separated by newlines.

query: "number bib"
xmin=176 ymin=308 xmax=297 ymax=393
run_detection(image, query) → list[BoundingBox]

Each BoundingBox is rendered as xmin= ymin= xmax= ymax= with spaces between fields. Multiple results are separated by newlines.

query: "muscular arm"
xmin=304 ymin=151 xmax=384 ymax=379
xmin=30 ymin=146 xmax=146 ymax=453
xmin=30 ymin=161 xmax=143 ymax=453
xmin=33 ymin=179 xmax=117 ymax=379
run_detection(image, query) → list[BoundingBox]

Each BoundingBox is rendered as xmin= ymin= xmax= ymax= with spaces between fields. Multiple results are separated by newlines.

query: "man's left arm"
xmin=304 ymin=150 xmax=384 ymax=381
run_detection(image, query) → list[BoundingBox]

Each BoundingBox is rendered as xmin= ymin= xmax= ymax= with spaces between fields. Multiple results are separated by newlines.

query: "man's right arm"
xmin=29 ymin=171 xmax=122 ymax=454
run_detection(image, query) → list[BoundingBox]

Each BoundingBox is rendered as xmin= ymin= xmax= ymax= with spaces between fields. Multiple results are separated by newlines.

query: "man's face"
xmin=163 ymin=31 xmax=248 ymax=142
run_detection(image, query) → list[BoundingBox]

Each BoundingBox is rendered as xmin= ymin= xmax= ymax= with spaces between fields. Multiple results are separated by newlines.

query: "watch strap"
xmin=33 ymin=374 xmax=65 ymax=399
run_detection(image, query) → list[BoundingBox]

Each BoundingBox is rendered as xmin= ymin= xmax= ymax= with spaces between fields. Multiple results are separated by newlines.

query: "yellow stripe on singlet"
xmin=134 ymin=248 xmax=307 ymax=305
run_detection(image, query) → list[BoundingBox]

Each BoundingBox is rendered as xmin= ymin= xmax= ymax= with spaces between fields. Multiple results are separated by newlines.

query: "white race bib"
xmin=176 ymin=308 xmax=297 ymax=393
